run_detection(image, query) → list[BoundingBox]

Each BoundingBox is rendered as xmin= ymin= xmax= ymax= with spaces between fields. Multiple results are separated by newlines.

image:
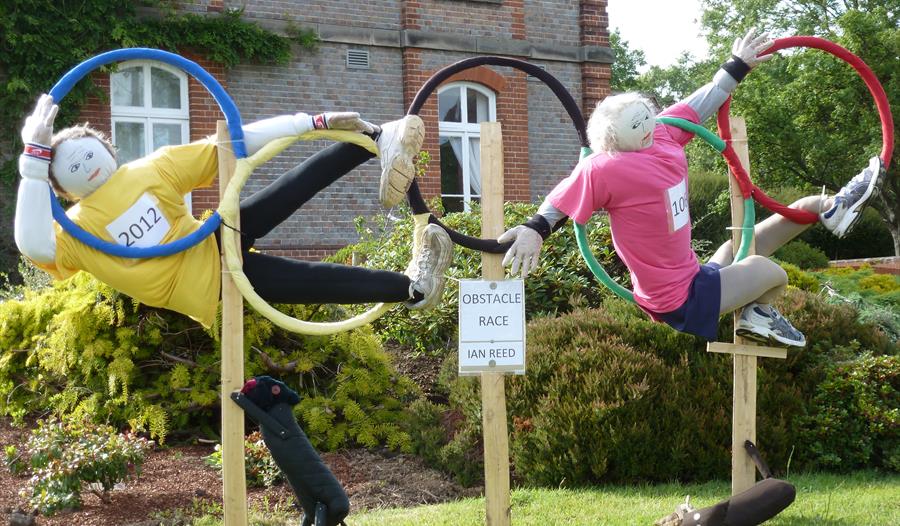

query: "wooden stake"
xmin=728 ymin=117 xmax=757 ymax=496
xmin=479 ymin=122 xmax=511 ymax=526
xmin=217 ymin=121 xmax=248 ymax=526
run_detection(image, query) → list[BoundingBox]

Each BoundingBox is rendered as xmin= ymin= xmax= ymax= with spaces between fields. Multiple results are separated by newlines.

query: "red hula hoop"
xmin=716 ymin=35 xmax=894 ymax=224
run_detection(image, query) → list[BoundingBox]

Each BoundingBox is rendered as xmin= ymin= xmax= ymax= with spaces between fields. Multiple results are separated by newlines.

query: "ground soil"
xmin=0 ymin=348 xmax=479 ymax=526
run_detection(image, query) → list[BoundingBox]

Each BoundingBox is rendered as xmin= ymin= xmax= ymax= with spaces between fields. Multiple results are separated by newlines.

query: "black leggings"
xmin=221 ymin=141 xmax=411 ymax=305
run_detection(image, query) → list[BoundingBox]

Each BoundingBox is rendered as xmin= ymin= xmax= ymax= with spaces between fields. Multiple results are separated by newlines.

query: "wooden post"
xmin=728 ymin=117 xmax=758 ymax=496
xmin=217 ymin=121 xmax=248 ymax=526
xmin=479 ymin=122 xmax=511 ymax=526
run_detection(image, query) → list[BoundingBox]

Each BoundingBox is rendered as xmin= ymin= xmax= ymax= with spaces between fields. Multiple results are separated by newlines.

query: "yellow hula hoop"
xmin=219 ymin=130 xmax=409 ymax=335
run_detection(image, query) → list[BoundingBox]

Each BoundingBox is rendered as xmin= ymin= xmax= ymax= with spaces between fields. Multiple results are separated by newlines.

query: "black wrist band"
xmin=721 ymin=55 xmax=751 ymax=83
xmin=523 ymin=214 xmax=552 ymax=240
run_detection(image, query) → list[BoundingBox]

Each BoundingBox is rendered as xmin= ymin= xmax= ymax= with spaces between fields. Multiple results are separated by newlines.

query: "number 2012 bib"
xmin=666 ymin=179 xmax=690 ymax=232
xmin=106 ymin=193 xmax=171 ymax=248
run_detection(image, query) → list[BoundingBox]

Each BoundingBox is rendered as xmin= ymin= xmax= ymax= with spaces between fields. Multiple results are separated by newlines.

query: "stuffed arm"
xmin=682 ymin=27 xmax=774 ymax=122
xmin=15 ymin=94 xmax=58 ymax=265
xmin=242 ymin=112 xmax=376 ymax=155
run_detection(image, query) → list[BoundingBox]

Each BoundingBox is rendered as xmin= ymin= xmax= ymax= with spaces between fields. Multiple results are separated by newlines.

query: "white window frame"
xmin=110 ymin=60 xmax=191 ymax=207
xmin=438 ymin=82 xmax=497 ymax=212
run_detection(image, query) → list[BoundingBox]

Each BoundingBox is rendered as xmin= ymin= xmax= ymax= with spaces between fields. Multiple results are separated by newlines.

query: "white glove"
xmin=498 ymin=225 xmax=544 ymax=278
xmin=311 ymin=112 xmax=376 ymax=134
xmin=732 ymin=27 xmax=775 ymax=68
xmin=19 ymin=94 xmax=59 ymax=181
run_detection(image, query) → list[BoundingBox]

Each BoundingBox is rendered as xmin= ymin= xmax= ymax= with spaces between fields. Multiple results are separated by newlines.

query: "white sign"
xmin=458 ymin=279 xmax=526 ymax=375
xmin=106 ymin=192 xmax=171 ymax=248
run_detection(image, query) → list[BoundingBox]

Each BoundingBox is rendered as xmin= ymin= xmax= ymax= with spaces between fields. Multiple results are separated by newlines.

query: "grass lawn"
xmin=349 ymin=471 xmax=899 ymax=526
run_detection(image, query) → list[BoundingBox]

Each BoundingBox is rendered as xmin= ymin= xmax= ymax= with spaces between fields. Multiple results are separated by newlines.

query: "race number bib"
xmin=666 ymin=179 xmax=690 ymax=232
xmin=106 ymin=193 xmax=171 ymax=248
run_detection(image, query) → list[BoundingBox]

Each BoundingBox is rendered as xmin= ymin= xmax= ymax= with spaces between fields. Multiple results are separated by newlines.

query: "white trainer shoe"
xmin=376 ymin=115 xmax=425 ymax=208
xmin=736 ymin=302 xmax=806 ymax=348
xmin=820 ymin=156 xmax=885 ymax=238
xmin=405 ymin=224 xmax=452 ymax=310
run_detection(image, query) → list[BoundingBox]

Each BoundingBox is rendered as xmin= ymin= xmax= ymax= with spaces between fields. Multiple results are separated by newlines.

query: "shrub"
xmin=420 ymin=288 xmax=898 ymax=487
xmin=774 ymin=240 xmax=830 ymax=270
xmin=799 ymin=352 xmax=899 ymax=471
xmin=780 ymin=262 xmax=821 ymax=292
xmin=204 ymin=431 xmax=283 ymax=488
xmin=5 ymin=418 xmax=152 ymax=515
xmin=330 ymin=202 xmax=625 ymax=354
xmin=687 ymin=171 xmax=731 ymax=253
xmin=0 ymin=272 xmax=418 ymax=451
xmin=800 ymin=207 xmax=894 ymax=260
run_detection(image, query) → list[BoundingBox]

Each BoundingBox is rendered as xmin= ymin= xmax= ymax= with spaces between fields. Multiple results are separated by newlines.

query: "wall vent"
xmin=346 ymin=49 xmax=370 ymax=69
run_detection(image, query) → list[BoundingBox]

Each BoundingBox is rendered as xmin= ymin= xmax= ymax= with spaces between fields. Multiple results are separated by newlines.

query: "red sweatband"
xmin=24 ymin=143 xmax=52 ymax=161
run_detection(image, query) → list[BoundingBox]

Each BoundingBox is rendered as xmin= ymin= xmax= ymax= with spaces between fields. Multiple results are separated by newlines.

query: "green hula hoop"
xmin=574 ymin=116 xmax=754 ymax=304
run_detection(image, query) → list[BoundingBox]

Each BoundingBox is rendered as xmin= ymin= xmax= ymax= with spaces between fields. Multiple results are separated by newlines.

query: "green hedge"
xmin=0 ymin=269 xmax=417 ymax=450
xmin=413 ymin=289 xmax=898 ymax=487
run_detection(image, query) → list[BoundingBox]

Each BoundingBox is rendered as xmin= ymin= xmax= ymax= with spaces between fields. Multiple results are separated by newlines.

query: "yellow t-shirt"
xmin=38 ymin=140 xmax=222 ymax=327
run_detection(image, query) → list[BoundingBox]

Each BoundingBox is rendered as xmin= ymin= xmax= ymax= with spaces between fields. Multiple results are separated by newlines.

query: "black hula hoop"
xmin=405 ymin=56 xmax=589 ymax=254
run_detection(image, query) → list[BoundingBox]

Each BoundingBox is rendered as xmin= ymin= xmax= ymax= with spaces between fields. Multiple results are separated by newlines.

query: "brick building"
xmin=79 ymin=0 xmax=612 ymax=259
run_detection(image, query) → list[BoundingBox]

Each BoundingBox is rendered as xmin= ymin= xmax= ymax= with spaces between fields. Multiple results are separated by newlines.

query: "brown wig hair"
xmin=49 ymin=124 xmax=117 ymax=200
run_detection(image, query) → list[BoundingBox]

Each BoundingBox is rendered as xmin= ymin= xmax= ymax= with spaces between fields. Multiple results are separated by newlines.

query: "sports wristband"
xmin=523 ymin=214 xmax=552 ymax=240
xmin=23 ymin=142 xmax=52 ymax=162
xmin=721 ymin=55 xmax=751 ymax=83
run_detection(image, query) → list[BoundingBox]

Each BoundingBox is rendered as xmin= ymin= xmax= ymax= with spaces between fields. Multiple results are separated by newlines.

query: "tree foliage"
xmin=699 ymin=0 xmax=899 ymax=254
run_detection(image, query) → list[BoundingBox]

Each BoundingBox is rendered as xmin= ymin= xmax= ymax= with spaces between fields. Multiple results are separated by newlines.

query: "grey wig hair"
xmin=586 ymin=93 xmax=657 ymax=154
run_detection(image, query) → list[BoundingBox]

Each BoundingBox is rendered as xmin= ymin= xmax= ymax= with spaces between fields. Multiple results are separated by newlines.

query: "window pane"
xmin=114 ymin=122 xmax=145 ymax=164
xmin=467 ymin=90 xmax=490 ymax=123
xmin=438 ymin=88 xmax=461 ymax=122
xmin=442 ymin=196 xmax=464 ymax=214
xmin=153 ymin=123 xmax=183 ymax=150
xmin=439 ymin=136 xmax=464 ymax=198
xmin=111 ymin=66 xmax=144 ymax=107
xmin=151 ymin=67 xmax=181 ymax=109
xmin=467 ymin=137 xmax=482 ymax=194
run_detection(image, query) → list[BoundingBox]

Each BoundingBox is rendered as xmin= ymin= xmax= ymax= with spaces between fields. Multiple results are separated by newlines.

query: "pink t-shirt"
xmin=548 ymin=103 xmax=701 ymax=315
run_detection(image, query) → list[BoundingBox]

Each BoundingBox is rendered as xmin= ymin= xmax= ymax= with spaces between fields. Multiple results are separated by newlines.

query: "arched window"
xmin=110 ymin=61 xmax=189 ymax=164
xmin=438 ymin=82 xmax=496 ymax=213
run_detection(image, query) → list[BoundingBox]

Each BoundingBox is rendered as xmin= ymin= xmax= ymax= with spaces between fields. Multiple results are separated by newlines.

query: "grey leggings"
xmin=709 ymin=195 xmax=830 ymax=314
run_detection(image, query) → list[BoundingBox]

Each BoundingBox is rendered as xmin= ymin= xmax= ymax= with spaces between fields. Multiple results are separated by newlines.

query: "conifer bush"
xmin=0 ymin=266 xmax=418 ymax=451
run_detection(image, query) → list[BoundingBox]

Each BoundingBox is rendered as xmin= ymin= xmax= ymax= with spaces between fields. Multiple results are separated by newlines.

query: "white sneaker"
xmin=376 ymin=115 xmax=425 ymax=208
xmin=736 ymin=303 xmax=806 ymax=348
xmin=820 ymin=156 xmax=885 ymax=238
xmin=405 ymin=224 xmax=452 ymax=310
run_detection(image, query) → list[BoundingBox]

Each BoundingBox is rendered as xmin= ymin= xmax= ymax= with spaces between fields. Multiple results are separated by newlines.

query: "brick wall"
xmin=227 ymin=42 xmax=405 ymax=254
xmin=78 ymin=74 xmax=111 ymax=138
xmin=580 ymin=0 xmax=611 ymax=112
xmin=229 ymin=0 xmax=402 ymax=30
xmin=404 ymin=0 xmax=525 ymax=39
xmin=527 ymin=61 xmax=583 ymax=199
xmin=525 ymin=0 xmax=580 ymax=47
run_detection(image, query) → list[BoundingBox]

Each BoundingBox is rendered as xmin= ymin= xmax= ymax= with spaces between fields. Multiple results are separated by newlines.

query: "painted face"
xmin=613 ymin=101 xmax=656 ymax=152
xmin=51 ymin=137 xmax=117 ymax=199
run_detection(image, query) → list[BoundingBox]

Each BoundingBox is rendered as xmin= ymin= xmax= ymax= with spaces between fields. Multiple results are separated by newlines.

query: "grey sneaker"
xmin=376 ymin=115 xmax=425 ymax=208
xmin=820 ymin=156 xmax=885 ymax=238
xmin=405 ymin=224 xmax=452 ymax=310
xmin=736 ymin=302 xmax=806 ymax=348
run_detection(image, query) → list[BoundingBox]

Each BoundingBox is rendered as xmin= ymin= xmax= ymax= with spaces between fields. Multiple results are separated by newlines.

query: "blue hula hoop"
xmin=47 ymin=48 xmax=245 ymax=258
